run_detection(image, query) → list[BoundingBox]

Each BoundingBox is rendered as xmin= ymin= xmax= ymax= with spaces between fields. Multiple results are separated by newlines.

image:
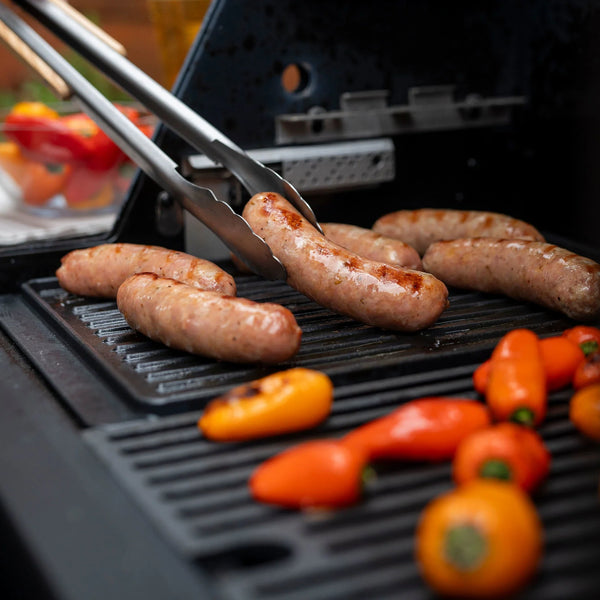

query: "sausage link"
xmin=56 ymin=243 xmax=236 ymax=298
xmin=242 ymin=192 xmax=449 ymax=331
xmin=117 ymin=273 xmax=301 ymax=364
xmin=422 ymin=238 xmax=600 ymax=321
xmin=321 ymin=223 xmax=422 ymax=269
xmin=373 ymin=208 xmax=545 ymax=255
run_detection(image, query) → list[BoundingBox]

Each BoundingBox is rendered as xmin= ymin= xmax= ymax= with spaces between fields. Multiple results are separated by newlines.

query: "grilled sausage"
xmin=117 ymin=273 xmax=302 ymax=364
xmin=56 ymin=243 xmax=236 ymax=298
xmin=242 ymin=192 xmax=449 ymax=331
xmin=321 ymin=223 xmax=422 ymax=269
xmin=373 ymin=208 xmax=545 ymax=255
xmin=422 ymin=238 xmax=600 ymax=321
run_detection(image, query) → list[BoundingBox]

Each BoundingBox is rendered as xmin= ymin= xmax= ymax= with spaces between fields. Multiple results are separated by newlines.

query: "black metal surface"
xmin=1 ymin=2 xmax=600 ymax=597
xmin=22 ymin=273 xmax=574 ymax=413
xmin=82 ymin=363 xmax=600 ymax=600
xmin=9 ymin=265 xmax=598 ymax=598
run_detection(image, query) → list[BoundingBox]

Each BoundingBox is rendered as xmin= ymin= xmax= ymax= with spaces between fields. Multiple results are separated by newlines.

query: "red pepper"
xmin=249 ymin=439 xmax=368 ymax=509
xmin=341 ymin=397 xmax=491 ymax=461
xmin=3 ymin=103 xmax=147 ymax=172
xmin=4 ymin=111 xmax=96 ymax=164
xmin=485 ymin=329 xmax=547 ymax=426
xmin=563 ymin=325 xmax=600 ymax=357
xmin=61 ymin=162 xmax=119 ymax=207
xmin=452 ymin=422 xmax=551 ymax=493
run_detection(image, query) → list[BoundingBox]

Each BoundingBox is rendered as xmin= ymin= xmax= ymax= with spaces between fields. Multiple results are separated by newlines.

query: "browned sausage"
xmin=116 ymin=273 xmax=301 ymax=364
xmin=321 ymin=223 xmax=422 ymax=269
xmin=56 ymin=243 xmax=236 ymax=298
xmin=242 ymin=192 xmax=449 ymax=331
xmin=422 ymin=238 xmax=600 ymax=321
xmin=372 ymin=209 xmax=545 ymax=255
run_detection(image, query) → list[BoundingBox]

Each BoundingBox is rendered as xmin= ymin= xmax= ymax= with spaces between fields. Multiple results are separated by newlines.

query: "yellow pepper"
xmin=198 ymin=368 xmax=334 ymax=441
xmin=9 ymin=101 xmax=60 ymax=120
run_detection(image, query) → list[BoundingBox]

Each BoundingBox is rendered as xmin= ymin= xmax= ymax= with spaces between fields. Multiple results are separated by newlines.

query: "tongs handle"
xmin=13 ymin=0 xmax=321 ymax=231
xmin=0 ymin=3 xmax=286 ymax=280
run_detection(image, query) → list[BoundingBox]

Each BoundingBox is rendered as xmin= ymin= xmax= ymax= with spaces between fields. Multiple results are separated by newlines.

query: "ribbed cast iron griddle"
xmin=24 ymin=274 xmax=574 ymax=410
xmin=21 ymin=275 xmax=600 ymax=599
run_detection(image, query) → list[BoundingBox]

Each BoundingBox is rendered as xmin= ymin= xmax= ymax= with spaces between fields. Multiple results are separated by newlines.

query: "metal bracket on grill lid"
xmin=182 ymin=138 xmax=395 ymax=261
xmin=275 ymin=87 xmax=526 ymax=144
xmin=184 ymin=138 xmax=395 ymax=199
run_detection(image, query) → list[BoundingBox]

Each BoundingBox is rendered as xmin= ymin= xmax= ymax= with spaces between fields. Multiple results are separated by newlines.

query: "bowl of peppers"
xmin=0 ymin=101 xmax=153 ymax=215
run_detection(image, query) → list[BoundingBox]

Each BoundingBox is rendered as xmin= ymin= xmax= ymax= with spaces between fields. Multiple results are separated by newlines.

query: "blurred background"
xmin=0 ymin=0 xmax=210 ymax=225
xmin=0 ymin=0 xmax=199 ymax=104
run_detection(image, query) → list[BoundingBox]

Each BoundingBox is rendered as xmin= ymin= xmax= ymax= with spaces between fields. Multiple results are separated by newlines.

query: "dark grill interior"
xmin=10 ymin=271 xmax=599 ymax=599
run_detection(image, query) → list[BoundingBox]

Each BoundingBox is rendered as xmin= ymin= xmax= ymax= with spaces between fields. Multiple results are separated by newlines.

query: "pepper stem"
xmin=479 ymin=458 xmax=512 ymax=481
xmin=510 ymin=407 xmax=535 ymax=426
xmin=581 ymin=340 xmax=599 ymax=356
xmin=444 ymin=524 xmax=488 ymax=571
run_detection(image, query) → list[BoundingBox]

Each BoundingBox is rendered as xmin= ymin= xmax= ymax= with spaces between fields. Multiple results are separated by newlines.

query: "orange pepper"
xmin=572 ymin=350 xmax=600 ymax=390
xmin=485 ymin=329 xmax=546 ymax=426
xmin=0 ymin=141 xmax=31 ymax=185
xmin=540 ymin=335 xmax=585 ymax=390
xmin=563 ymin=325 xmax=600 ymax=356
xmin=474 ymin=334 xmax=584 ymax=395
xmin=569 ymin=384 xmax=600 ymax=441
xmin=249 ymin=439 xmax=368 ymax=509
xmin=20 ymin=161 xmax=72 ymax=206
xmin=198 ymin=368 xmax=333 ymax=441
xmin=473 ymin=360 xmax=491 ymax=395
xmin=0 ymin=141 xmax=71 ymax=206
xmin=342 ymin=397 xmax=491 ymax=461
xmin=415 ymin=480 xmax=543 ymax=599
xmin=452 ymin=423 xmax=551 ymax=493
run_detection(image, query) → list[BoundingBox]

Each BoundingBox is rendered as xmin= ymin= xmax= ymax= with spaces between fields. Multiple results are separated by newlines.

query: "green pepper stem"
xmin=510 ymin=407 xmax=535 ymax=426
xmin=581 ymin=340 xmax=599 ymax=356
xmin=479 ymin=458 xmax=512 ymax=481
xmin=444 ymin=524 xmax=488 ymax=571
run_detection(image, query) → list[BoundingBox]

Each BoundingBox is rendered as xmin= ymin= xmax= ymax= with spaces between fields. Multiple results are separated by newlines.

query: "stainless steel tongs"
xmin=0 ymin=0 xmax=321 ymax=280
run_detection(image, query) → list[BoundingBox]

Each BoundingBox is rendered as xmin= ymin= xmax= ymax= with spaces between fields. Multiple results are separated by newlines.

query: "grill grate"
xmin=23 ymin=274 xmax=574 ymax=411
xmin=20 ymin=272 xmax=600 ymax=598
xmin=83 ymin=377 xmax=600 ymax=600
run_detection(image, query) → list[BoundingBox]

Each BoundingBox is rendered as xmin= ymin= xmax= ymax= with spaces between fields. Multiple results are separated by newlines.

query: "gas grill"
xmin=1 ymin=1 xmax=600 ymax=599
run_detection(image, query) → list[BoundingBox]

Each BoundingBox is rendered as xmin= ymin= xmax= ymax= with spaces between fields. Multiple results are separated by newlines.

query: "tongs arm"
xmin=0 ymin=3 xmax=287 ymax=280
xmin=12 ymin=0 xmax=321 ymax=231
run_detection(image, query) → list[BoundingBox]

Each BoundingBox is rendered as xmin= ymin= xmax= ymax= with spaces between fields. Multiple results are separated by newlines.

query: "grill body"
xmin=1 ymin=1 xmax=600 ymax=599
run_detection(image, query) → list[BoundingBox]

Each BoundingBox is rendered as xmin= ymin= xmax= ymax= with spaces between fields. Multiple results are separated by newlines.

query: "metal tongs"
xmin=0 ymin=0 xmax=321 ymax=280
